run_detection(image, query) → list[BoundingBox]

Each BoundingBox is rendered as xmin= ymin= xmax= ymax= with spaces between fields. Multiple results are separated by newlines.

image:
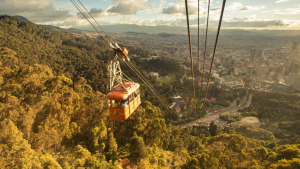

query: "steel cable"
xmin=70 ymin=0 xmax=111 ymax=44
xmin=196 ymin=0 xmax=200 ymax=118
xmin=123 ymin=61 xmax=180 ymax=119
xmin=200 ymin=0 xmax=211 ymax=116
xmin=78 ymin=0 xmax=114 ymax=44
xmin=201 ymin=0 xmax=226 ymax=115
xmin=184 ymin=0 xmax=197 ymax=117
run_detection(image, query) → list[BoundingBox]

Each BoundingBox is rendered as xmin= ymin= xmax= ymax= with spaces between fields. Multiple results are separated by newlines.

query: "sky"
xmin=0 ymin=0 xmax=300 ymax=29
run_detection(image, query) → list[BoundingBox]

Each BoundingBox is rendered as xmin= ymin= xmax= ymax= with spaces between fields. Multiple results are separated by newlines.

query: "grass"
xmin=239 ymin=98 xmax=244 ymax=106
xmin=242 ymin=97 xmax=248 ymax=107
xmin=210 ymin=105 xmax=223 ymax=108
xmin=159 ymin=76 xmax=171 ymax=84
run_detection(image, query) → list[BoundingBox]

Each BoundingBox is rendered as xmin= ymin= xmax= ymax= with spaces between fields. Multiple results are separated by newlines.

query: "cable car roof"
xmin=107 ymin=82 xmax=139 ymax=100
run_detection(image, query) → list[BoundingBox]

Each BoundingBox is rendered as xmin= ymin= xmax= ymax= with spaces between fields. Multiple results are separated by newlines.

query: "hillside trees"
xmin=130 ymin=135 xmax=148 ymax=161
xmin=0 ymin=15 xmax=109 ymax=94
xmin=0 ymin=119 xmax=42 ymax=168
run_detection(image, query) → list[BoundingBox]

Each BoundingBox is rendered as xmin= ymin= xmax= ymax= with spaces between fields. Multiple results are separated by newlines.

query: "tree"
xmin=107 ymin=131 xmax=118 ymax=161
xmin=130 ymin=135 xmax=147 ymax=161
xmin=236 ymin=99 xmax=240 ymax=106
xmin=0 ymin=119 xmax=42 ymax=168
xmin=270 ymin=158 xmax=300 ymax=169
xmin=209 ymin=121 xmax=219 ymax=136
xmin=89 ymin=119 xmax=107 ymax=152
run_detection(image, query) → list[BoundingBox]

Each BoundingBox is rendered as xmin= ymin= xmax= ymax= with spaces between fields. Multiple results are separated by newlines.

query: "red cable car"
xmin=107 ymin=44 xmax=141 ymax=120
xmin=107 ymin=82 xmax=141 ymax=120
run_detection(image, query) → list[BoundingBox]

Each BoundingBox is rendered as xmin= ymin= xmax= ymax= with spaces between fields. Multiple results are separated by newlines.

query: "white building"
xmin=148 ymin=72 xmax=159 ymax=79
xmin=224 ymin=81 xmax=244 ymax=89
xmin=215 ymin=77 xmax=225 ymax=85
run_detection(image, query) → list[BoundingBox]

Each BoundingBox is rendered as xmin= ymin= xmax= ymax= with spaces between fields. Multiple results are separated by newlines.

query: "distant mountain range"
xmin=37 ymin=25 xmax=92 ymax=34
xmin=72 ymin=24 xmax=209 ymax=35
xmin=11 ymin=15 xmax=300 ymax=36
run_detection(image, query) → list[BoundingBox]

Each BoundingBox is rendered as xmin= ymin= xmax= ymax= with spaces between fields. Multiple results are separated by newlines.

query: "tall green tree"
xmin=130 ymin=135 xmax=148 ymax=161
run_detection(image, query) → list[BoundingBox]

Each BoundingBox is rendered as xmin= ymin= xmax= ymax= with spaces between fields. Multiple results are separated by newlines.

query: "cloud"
xmin=162 ymin=4 xmax=202 ymax=15
xmin=76 ymin=8 xmax=104 ymax=19
xmin=221 ymin=20 xmax=287 ymax=27
xmin=226 ymin=2 xmax=264 ymax=11
xmin=0 ymin=0 xmax=71 ymax=22
xmin=177 ymin=0 xmax=210 ymax=4
xmin=90 ymin=8 xmax=103 ymax=15
xmin=211 ymin=7 xmax=222 ymax=11
xmin=162 ymin=5 xmax=185 ymax=14
xmin=53 ymin=19 xmax=118 ymax=28
xmin=275 ymin=8 xmax=300 ymax=15
xmin=107 ymin=2 xmax=145 ymax=15
xmin=275 ymin=0 xmax=290 ymax=3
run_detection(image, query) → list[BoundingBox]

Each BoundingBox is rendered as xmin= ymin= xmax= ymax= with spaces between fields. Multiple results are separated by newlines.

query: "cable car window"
xmin=129 ymin=94 xmax=133 ymax=102
xmin=134 ymin=91 xmax=138 ymax=98
xmin=119 ymin=98 xmax=129 ymax=109
xmin=111 ymin=99 xmax=118 ymax=108
xmin=108 ymin=100 xmax=111 ymax=107
xmin=138 ymin=90 xmax=140 ymax=95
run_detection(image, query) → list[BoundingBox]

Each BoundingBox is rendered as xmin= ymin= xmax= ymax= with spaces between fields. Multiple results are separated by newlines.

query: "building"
xmin=171 ymin=94 xmax=183 ymax=102
xmin=286 ymin=72 xmax=298 ymax=86
xmin=233 ymin=68 xmax=239 ymax=75
xmin=207 ymin=107 xmax=221 ymax=114
xmin=291 ymin=63 xmax=300 ymax=73
xmin=247 ymin=66 xmax=254 ymax=76
xmin=273 ymin=83 xmax=293 ymax=93
xmin=293 ymin=74 xmax=300 ymax=92
xmin=215 ymin=77 xmax=225 ymax=85
xmin=170 ymin=101 xmax=186 ymax=113
xmin=141 ymin=55 xmax=160 ymax=61
xmin=193 ymin=121 xmax=210 ymax=129
xmin=257 ymin=65 xmax=269 ymax=75
xmin=269 ymin=71 xmax=276 ymax=79
xmin=250 ymin=49 xmax=255 ymax=62
xmin=212 ymin=73 xmax=219 ymax=78
xmin=120 ymin=158 xmax=135 ymax=169
xmin=224 ymin=81 xmax=244 ymax=89
xmin=148 ymin=72 xmax=159 ymax=79
xmin=285 ymin=42 xmax=298 ymax=74
xmin=256 ymin=49 xmax=264 ymax=58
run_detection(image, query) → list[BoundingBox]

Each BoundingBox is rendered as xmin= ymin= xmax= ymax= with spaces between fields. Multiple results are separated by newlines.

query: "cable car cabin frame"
xmin=106 ymin=46 xmax=140 ymax=120
xmin=107 ymin=82 xmax=141 ymax=120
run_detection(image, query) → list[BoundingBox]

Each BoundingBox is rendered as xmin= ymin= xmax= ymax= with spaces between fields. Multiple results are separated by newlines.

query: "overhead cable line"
xmin=200 ymin=0 xmax=211 ymax=117
xmin=123 ymin=61 xmax=180 ymax=119
xmin=148 ymin=0 xmax=162 ymax=34
xmin=71 ymin=0 xmax=184 ymax=121
xmin=70 ymin=0 xmax=111 ymax=44
xmin=184 ymin=0 xmax=197 ymax=117
xmin=196 ymin=0 xmax=200 ymax=118
xmin=201 ymin=0 xmax=226 ymax=115
xmin=126 ymin=62 xmax=180 ymax=119
xmin=78 ymin=0 xmax=114 ymax=44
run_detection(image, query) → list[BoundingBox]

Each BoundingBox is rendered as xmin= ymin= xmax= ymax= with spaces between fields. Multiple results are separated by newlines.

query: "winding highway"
xmin=181 ymin=93 xmax=253 ymax=128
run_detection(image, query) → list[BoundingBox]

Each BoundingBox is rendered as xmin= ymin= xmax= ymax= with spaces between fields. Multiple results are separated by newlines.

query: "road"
xmin=180 ymin=73 xmax=186 ymax=84
xmin=181 ymin=93 xmax=253 ymax=128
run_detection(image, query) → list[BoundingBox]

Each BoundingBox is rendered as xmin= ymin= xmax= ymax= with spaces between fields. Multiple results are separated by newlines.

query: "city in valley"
xmin=110 ymin=29 xmax=300 ymax=95
xmin=71 ymin=27 xmax=300 ymax=128
xmin=77 ymin=28 xmax=300 ymax=93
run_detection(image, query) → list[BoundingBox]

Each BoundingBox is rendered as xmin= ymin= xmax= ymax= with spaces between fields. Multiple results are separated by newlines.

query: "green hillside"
xmin=0 ymin=15 xmax=109 ymax=93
